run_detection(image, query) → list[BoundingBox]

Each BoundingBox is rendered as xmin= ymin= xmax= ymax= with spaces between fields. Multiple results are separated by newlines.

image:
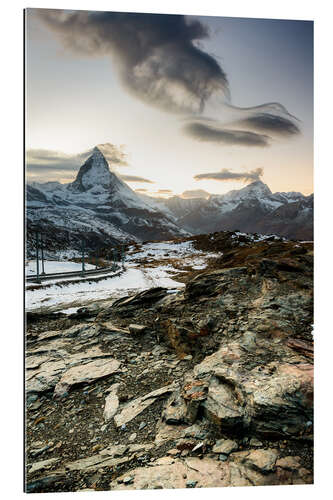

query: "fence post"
xmin=35 ymin=231 xmax=41 ymax=283
xmin=112 ymin=248 xmax=117 ymax=271
xmin=81 ymin=240 xmax=85 ymax=276
xmin=41 ymin=233 xmax=45 ymax=275
xmin=121 ymin=244 xmax=125 ymax=269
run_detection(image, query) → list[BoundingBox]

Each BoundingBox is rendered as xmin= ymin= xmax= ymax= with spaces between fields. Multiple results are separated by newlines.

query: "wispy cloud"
xmin=120 ymin=174 xmax=154 ymax=183
xmin=194 ymin=167 xmax=263 ymax=183
xmin=181 ymin=189 xmax=210 ymax=199
xmin=155 ymin=189 xmax=173 ymax=194
xmin=96 ymin=143 xmax=128 ymax=166
xmin=232 ymin=113 xmax=300 ymax=136
xmin=184 ymin=123 xmax=269 ymax=147
xmin=26 ymin=143 xmax=128 ymax=181
xmin=36 ymin=10 xmax=301 ymax=148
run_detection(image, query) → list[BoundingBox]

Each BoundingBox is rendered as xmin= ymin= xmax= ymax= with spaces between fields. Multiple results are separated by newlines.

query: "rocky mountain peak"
xmin=69 ymin=146 xmax=114 ymax=192
xmin=240 ymin=180 xmax=272 ymax=197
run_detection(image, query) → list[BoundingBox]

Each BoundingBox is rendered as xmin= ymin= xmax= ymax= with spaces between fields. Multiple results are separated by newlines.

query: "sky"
xmin=25 ymin=9 xmax=313 ymax=197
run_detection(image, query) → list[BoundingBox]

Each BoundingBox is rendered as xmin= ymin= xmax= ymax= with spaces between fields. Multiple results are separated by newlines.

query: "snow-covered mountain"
xmin=158 ymin=180 xmax=313 ymax=240
xmin=26 ymin=147 xmax=188 ymax=254
xmin=26 ymin=147 xmax=313 ymax=254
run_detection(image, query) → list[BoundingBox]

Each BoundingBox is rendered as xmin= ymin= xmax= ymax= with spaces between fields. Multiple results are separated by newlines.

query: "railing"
xmin=28 ymin=230 xmax=127 ymax=284
xmin=25 ymin=265 xmax=122 ymax=283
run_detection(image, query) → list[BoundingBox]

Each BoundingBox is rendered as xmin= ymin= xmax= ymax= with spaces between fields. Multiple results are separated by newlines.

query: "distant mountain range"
xmin=26 ymin=146 xmax=313 ymax=254
xmin=159 ymin=180 xmax=313 ymax=241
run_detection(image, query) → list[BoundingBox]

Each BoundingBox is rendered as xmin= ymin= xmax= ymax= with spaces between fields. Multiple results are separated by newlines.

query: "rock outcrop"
xmin=25 ymin=235 xmax=313 ymax=492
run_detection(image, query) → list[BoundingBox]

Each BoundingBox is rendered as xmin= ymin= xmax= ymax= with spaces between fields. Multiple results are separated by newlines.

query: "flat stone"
xmin=110 ymin=451 xmax=312 ymax=489
xmin=128 ymin=324 xmax=148 ymax=335
xmin=103 ymin=384 xmax=120 ymax=422
xmin=26 ymin=359 xmax=66 ymax=394
xmin=26 ymin=354 xmax=54 ymax=370
xmin=65 ymin=454 xmax=130 ymax=472
xmin=66 ymin=346 xmax=115 ymax=366
xmin=276 ymin=456 xmax=301 ymax=470
xmin=62 ymin=324 xmax=101 ymax=340
xmin=155 ymin=421 xmax=188 ymax=446
xmin=102 ymin=322 xmax=130 ymax=335
xmin=231 ymin=449 xmax=279 ymax=473
xmin=212 ymin=439 xmax=238 ymax=455
xmin=54 ymin=358 xmax=121 ymax=398
xmin=28 ymin=458 xmax=60 ymax=475
xmin=99 ymin=445 xmax=129 ymax=457
xmin=110 ymin=457 xmax=228 ymax=490
xmin=114 ymin=383 xmax=175 ymax=428
xmin=26 ymin=344 xmax=119 ymax=395
xmin=249 ymin=437 xmax=263 ymax=447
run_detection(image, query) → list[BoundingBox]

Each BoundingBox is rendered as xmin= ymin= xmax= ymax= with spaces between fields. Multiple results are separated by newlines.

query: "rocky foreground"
xmin=25 ymin=232 xmax=314 ymax=492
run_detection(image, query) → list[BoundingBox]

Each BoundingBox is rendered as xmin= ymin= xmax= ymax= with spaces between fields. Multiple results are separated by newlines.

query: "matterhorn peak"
xmin=92 ymin=145 xmax=104 ymax=158
xmin=69 ymin=146 xmax=112 ymax=192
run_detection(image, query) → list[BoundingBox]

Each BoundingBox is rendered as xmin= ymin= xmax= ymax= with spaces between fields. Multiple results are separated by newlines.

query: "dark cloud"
xmin=181 ymin=189 xmax=210 ymax=199
xmin=37 ymin=9 xmax=229 ymax=114
xmin=234 ymin=113 xmax=300 ymax=136
xmin=184 ymin=123 xmax=269 ymax=147
xmin=26 ymin=149 xmax=87 ymax=174
xmin=36 ymin=10 xmax=301 ymax=148
xmin=183 ymin=102 xmax=301 ymax=144
xmin=120 ymin=175 xmax=154 ymax=183
xmin=194 ymin=167 xmax=263 ymax=183
xmin=26 ymin=143 xmax=128 ymax=180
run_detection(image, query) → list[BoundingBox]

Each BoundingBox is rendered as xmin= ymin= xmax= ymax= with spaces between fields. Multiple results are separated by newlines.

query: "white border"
xmin=2 ymin=1 xmax=332 ymax=499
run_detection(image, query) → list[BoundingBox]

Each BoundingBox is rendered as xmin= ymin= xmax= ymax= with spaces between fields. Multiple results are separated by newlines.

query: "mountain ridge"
xmin=26 ymin=147 xmax=313 ymax=254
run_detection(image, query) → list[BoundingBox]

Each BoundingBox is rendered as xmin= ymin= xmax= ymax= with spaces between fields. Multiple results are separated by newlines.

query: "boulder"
xmin=185 ymin=267 xmax=248 ymax=299
xmin=202 ymin=376 xmax=245 ymax=431
xmin=111 ymin=288 xmax=169 ymax=311
xmin=162 ymin=390 xmax=188 ymax=424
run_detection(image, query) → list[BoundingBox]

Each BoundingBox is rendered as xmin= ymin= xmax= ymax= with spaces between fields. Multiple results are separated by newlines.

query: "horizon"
xmin=27 ymin=145 xmax=312 ymax=199
xmin=25 ymin=9 xmax=313 ymax=196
